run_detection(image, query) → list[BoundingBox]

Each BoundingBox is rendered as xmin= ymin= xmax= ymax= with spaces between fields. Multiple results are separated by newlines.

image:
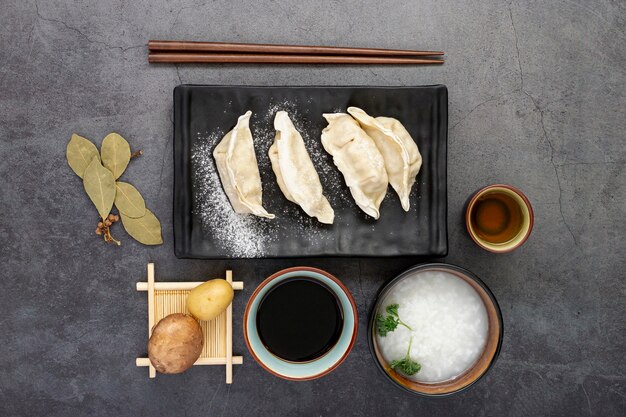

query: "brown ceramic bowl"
xmin=465 ymin=184 xmax=534 ymax=253
xmin=368 ymin=263 xmax=503 ymax=396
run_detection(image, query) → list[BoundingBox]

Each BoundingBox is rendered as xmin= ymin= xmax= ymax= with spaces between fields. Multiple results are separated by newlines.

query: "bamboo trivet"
xmin=135 ymin=263 xmax=243 ymax=383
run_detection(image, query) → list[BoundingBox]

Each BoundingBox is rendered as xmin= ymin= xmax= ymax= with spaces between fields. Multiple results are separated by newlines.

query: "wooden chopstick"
xmin=148 ymin=40 xmax=444 ymax=57
xmin=148 ymin=52 xmax=444 ymax=65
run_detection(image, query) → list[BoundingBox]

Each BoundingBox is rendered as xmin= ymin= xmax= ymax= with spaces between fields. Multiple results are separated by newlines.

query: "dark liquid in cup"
xmin=471 ymin=192 xmax=523 ymax=243
xmin=256 ymin=278 xmax=343 ymax=362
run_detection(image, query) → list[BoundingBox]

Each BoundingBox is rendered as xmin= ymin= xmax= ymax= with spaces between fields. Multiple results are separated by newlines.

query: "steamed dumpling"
xmin=269 ymin=111 xmax=334 ymax=224
xmin=213 ymin=111 xmax=274 ymax=219
xmin=348 ymin=107 xmax=422 ymax=211
xmin=321 ymin=113 xmax=388 ymax=219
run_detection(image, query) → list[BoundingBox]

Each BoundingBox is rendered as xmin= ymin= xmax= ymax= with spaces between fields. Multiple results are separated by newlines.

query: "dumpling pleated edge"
xmin=213 ymin=110 xmax=275 ymax=219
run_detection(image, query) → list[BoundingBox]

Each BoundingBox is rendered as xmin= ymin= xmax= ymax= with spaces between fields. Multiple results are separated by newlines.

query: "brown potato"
xmin=148 ymin=313 xmax=203 ymax=374
xmin=187 ymin=279 xmax=234 ymax=321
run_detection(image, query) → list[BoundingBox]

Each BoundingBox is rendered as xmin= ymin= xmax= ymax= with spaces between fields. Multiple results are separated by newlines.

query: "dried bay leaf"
xmin=101 ymin=133 xmax=131 ymax=179
xmin=83 ymin=157 xmax=116 ymax=221
xmin=121 ymin=209 xmax=163 ymax=245
xmin=115 ymin=181 xmax=146 ymax=218
xmin=67 ymin=133 xmax=100 ymax=178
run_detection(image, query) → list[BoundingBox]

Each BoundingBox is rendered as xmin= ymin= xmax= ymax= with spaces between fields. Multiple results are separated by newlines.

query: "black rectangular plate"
xmin=174 ymin=85 xmax=447 ymax=258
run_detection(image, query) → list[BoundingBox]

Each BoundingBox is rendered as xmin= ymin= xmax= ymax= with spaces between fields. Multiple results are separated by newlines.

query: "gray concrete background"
xmin=1 ymin=0 xmax=624 ymax=416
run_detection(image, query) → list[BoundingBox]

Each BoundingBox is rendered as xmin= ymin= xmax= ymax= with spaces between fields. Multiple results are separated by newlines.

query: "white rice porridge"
xmin=376 ymin=270 xmax=489 ymax=383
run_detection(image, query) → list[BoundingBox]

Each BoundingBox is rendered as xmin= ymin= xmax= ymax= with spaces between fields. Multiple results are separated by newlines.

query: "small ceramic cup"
xmin=465 ymin=184 xmax=534 ymax=253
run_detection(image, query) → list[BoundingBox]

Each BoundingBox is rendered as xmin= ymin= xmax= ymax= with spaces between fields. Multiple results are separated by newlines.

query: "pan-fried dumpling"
xmin=321 ymin=113 xmax=388 ymax=219
xmin=348 ymin=107 xmax=422 ymax=211
xmin=269 ymin=111 xmax=334 ymax=224
xmin=213 ymin=111 xmax=274 ymax=219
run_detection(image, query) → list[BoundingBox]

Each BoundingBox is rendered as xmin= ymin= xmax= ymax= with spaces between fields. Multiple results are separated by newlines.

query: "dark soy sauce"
xmin=256 ymin=278 xmax=344 ymax=362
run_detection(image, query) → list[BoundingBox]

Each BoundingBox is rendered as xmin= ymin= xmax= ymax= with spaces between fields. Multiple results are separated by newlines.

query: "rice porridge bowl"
xmin=375 ymin=270 xmax=489 ymax=383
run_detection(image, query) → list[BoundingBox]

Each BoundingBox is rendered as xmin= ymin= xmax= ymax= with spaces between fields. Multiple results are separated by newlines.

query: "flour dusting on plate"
xmin=192 ymin=131 xmax=276 ymax=257
xmin=191 ymin=101 xmax=342 ymax=257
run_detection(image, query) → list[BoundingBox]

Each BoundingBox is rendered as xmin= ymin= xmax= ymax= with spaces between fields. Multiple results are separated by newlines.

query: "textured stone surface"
xmin=0 ymin=0 xmax=624 ymax=415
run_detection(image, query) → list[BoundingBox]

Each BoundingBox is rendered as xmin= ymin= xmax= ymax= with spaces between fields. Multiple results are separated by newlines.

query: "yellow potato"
xmin=187 ymin=279 xmax=234 ymax=321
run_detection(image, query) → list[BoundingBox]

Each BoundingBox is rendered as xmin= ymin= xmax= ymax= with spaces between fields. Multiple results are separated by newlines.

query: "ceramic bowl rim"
xmin=244 ymin=266 xmax=358 ymax=381
xmin=367 ymin=262 xmax=504 ymax=397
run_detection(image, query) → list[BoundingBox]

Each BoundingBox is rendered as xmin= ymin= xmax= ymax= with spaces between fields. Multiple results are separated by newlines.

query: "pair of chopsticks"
xmin=147 ymin=40 xmax=444 ymax=65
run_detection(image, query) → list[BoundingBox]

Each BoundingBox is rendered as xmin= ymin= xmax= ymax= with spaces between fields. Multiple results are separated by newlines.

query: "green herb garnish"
xmin=390 ymin=336 xmax=421 ymax=376
xmin=376 ymin=303 xmax=412 ymax=337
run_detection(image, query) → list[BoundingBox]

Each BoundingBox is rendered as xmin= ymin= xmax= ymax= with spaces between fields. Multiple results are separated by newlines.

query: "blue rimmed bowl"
xmin=244 ymin=267 xmax=358 ymax=381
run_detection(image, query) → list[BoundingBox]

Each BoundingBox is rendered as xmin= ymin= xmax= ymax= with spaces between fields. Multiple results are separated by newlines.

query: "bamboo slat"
xmin=137 ymin=281 xmax=243 ymax=291
xmin=136 ymin=266 xmax=243 ymax=383
xmin=226 ymin=270 xmax=233 ymax=384
xmin=147 ymin=263 xmax=156 ymax=378
xmin=136 ymin=357 xmax=243 ymax=366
